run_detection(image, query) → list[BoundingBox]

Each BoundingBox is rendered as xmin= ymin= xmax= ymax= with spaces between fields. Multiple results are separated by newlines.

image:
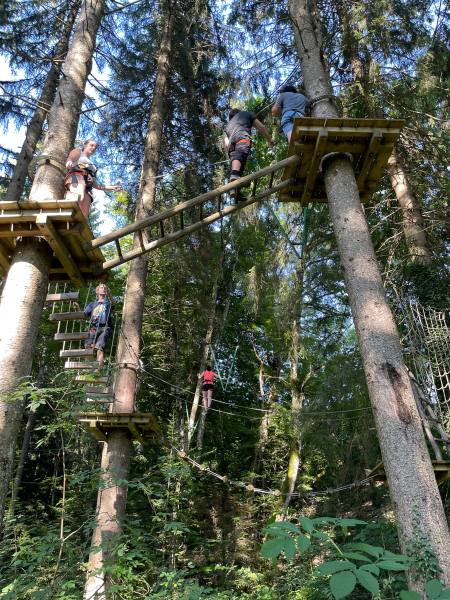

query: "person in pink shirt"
xmin=201 ymin=364 xmax=215 ymax=412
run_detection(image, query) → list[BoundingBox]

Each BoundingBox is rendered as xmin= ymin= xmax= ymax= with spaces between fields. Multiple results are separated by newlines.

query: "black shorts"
xmin=202 ymin=384 xmax=214 ymax=391
xmin=85 ymin=325 xmax=112 ymax=351
xmin=229 ymin=139 xmax=252 ymax=171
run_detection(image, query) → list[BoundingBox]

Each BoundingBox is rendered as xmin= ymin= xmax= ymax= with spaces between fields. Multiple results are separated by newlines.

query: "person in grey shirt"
xmin=271 ymin=85 xmax=308 ymax=142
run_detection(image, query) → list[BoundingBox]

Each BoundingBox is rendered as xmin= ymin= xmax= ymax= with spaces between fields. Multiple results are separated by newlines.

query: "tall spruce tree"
xmin=0 ymin=0 xmax=105 ymax=528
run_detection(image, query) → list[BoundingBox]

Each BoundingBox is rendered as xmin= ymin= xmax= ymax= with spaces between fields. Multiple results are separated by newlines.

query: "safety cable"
xmin=117 ymin=323 xmax=372 ymax=418
xmin=164 ymin=438 xmax=378 ymax=499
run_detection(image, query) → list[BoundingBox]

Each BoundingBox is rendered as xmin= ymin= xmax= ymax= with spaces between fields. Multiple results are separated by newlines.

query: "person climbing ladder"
xmin=223 ymin=108 xmax=275 ymax=201
xmin=65 ymin=139 xmax=122 ymax=218
xmin=83 ymin=283 xmax=114 ymax=368
xmin=201 ymin=364 xmax=216 ymax=413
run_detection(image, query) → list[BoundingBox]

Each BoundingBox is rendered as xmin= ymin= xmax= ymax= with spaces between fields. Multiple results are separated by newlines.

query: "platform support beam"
xmin=36 ymin=215 xmax=85 ymax=288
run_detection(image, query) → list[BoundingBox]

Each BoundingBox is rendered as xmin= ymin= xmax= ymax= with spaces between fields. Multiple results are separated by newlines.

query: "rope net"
xmin=399 ymin=300 xmax=450 ymax=419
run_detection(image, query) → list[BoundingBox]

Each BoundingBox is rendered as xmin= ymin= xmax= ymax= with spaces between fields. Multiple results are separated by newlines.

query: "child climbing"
xmin=271 ymin=85 xmax=308 ymax=142
xmin=201 ymin=364 xmax=216 ymax=412
xmin=83 ymin=283 xmax=114 ymax=367
xmin=65 ymin=139 xmax=122 ymax=218
xmin=224 ymin=109 xmax=275 ymax=200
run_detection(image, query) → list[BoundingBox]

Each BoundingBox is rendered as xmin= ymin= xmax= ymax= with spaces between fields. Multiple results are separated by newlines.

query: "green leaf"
xmin=330 ymin=571 xmax=357 ymax=599
xmin=297 ymin=534 xmax=311 ymax=553
xmin=438 ymin=590 xmax=450 ymax=599
xmin=337 ymin=519 xmax=367 ymax=527
xmin=399 ymin=592 xmax=422 ymax=600
xmin=317 ymin=561 xmax=354 ymax=576
xmin=273 ymin=521 xmax=301 ymax=534
xmin=312 ymin=517 xmax=338 ymax=525
xmin=344 ymin=543 xmax=383 ymax=558
xmin=355 ymin=568 xmax=380 ymax=595
xmin=341 ymin=551 xmax=371 ymax=562
xmin=382 ymin=550 xmax=410 ymax=562
xmin=360 ymin=563 xmax=380 ymax=576
xmin=261 ymin=537 xmax=285 ymax=560
xmin=299 ymin=516 xmax=314 ymax=533
xmin=426 ymin=579 xmax=443 ymax=599
xmin=377 ymin=560 xmax=409 ymax=571
xmin=283 ymin=536 xmax=297 ymax=562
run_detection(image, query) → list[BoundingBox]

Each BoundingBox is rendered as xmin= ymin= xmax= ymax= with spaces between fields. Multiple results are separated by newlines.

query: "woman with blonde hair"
xmin=65 ymin=139 xmax=121 ymax=218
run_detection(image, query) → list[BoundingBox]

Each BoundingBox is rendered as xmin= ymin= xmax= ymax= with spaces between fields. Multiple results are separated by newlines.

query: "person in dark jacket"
xmin=84 ymin=283 xmax=113 ymax=366
xmin=224 ymin=109 xmax=275 ymax=198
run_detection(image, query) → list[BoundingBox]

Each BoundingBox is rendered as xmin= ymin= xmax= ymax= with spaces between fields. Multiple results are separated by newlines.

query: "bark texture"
xmin=0 ymin=239 xmax=51 ymax=527
xmin=387 ymin=149 xmax=432 ymax=264
xmin=5 ymin=0 xmax=81 ymax=202
xmin=0 ymin=0 xmax=105 ymax=528
xmin=289 ymin=0 xmax=450 ymax=585
xmin=84 ymin=12 xmax=175 ymax=598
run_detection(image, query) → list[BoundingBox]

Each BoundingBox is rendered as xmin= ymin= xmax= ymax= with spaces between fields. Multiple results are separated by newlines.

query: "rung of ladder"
xmin=86 ymin=397 xmax=114 ymax=403
xmin=49 ymin=311 xmax=85 ymax=322
xmin=75 ymin=375 xmax=109 ymax=384
xmin=54 ymin=331 xmax=89 ymax=341
xmin=85 ymin=386 xmax=113 ymax=395
xmin=65 ymin=361 xmax=100 ymax=370
xmin=60 ymin=348 xmax=95 ymax=358
xmin=45 ymin=291 xmax=79 ymax=303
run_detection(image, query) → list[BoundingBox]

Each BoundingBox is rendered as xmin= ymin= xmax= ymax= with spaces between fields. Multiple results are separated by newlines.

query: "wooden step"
xmin=46 ymin=291 xmax=79 ymax=303
xmin=75 ymin=375 xmax=109 ymax=384
xmin=86 ymin=397 xmax=114 ymax=403
xmin=65 ymin=361 xmax=100 ymax=370
xmin=54 ymin=331 xmax=89 ymax=341
xmin=60 ymin=348 xmax=95 ymax=359
xmin=49 ymin=311 xmax=85 ymax=322
xmin=85 ymin=386 xmax=113 ymax=396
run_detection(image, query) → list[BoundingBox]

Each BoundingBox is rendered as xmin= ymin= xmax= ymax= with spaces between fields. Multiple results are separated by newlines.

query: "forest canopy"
xmin=0 ymin=0 xmax=449 ymax=598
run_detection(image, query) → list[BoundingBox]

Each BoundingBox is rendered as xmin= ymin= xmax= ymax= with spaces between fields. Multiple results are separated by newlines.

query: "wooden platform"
xmin=369 ymin=460 xmax=450 ymax=485
xmin=78 ymin=412 xmax=160 ymax=443
xmin=280 ymin=117 xmax=404 ymax=204
xmin=0 ymin=198 xmax=106 ymax=286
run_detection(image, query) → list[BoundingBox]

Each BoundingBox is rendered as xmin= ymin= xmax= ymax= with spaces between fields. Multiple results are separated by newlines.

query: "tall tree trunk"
xmin=5 ymin=0 xmax=81 ymax=202
xmin=288 ymin=0 xmax=450 ymax=587
xmin=337 ymin=0 xmax=432 ymax=265
xmin=0 ymin=239 xmax=51 ymax=528
xmin=187 ymin=275 xmax=219 ymax=450
xmin=387 ymin=149 xmax=432 ymax=264
xmin=83 ymin=10 xmax=175 ymax=598
xmin=0 ymin=0 xmax=104 ymax=529
xmin=279 ymin=265 xmax=307 ymax=511
xmin=251 ymin=359 xmax=269 ymax=478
